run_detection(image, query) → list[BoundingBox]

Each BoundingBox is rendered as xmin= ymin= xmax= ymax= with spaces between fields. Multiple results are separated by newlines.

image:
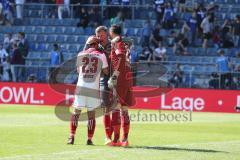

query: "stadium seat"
xmin=75 ymin=28 xmax=84 ymax=35
xmin=125 ymin=28 xmax=136 ymax=36
xmin=66 ymin=36 xmax=77 ymax=43
xmin=34 ymin=27 xmax=44 ymax=34
xmin=40 ymin=52 xmax=50 ymax=59
xmin=64 ymin=27 xmax=74 ymax=34
xmin=46 ymin=35 xmax=56 ymax=43
xmin=36 ymin=43 xmax=47 ymax=52
xmin=31 ymin=18 xmax=41 ymax=26
xmin=84 ymin=27 xmax=94 ymax=35
xmin=77 ymin=36 xmax=87 ymax=44
xmin=56 ymin=35 xmax=66 ymax=43
xmin=44 ymin=27 xmax=55 ymax=34
xmin=68 ymin=45 xmax=78 ymax=53
xmin=206 ymin=48 xmax=217 ymax=56
xmin=55 ymin=27 xmax=64 ymax=34
xmin=28 ymin=52 xmax=40 ymax=59
xmin=36 ymin=35 xmax=45 ymax=43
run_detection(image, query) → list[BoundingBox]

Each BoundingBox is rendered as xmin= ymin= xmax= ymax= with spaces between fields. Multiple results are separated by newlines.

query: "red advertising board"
xmin=0 ymin=82 xmax=239 ymax=113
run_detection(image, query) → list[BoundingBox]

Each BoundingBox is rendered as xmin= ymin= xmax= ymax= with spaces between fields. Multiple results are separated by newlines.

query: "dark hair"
xmin=110 ymin=25 xmax=122 ymax=35
xmin=13 ymin=43 xmax=18 ymax=48
xmin=18 ymin=32 xmax=25 ymax=38
xmin=53 ymin=43 xmax=59 ymax=50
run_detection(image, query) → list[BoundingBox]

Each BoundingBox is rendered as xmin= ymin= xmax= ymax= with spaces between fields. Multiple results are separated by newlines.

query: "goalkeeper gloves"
xmin=108 ymin=70 xmax=120 ymax=89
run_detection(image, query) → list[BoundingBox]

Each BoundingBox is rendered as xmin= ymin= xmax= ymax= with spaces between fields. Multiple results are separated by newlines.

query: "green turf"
xmin=0 ymin=105 xmax=240 ymax=160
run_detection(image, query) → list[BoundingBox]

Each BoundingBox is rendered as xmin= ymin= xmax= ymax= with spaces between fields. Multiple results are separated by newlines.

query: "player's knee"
xmin=73 ymin=109 xmax=81 ymax=114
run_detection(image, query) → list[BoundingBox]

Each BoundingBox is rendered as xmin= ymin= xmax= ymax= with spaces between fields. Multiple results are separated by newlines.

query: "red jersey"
xmin=110 ymin=36 xmax=133 ymax=106
xmin=110 ymin=36 xmax=132 ymax=81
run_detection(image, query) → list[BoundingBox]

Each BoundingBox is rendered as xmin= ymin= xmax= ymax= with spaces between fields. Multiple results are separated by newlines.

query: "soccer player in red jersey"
xmin=108 ymin=25 xmax=133 ymax=147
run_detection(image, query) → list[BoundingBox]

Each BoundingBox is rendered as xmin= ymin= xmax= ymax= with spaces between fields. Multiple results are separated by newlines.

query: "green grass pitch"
xmin=0 ymin=105 xmax=240 ymax=160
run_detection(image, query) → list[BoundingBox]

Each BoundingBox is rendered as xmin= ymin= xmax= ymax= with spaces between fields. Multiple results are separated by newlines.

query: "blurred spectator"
xmin=153 ymin=42 xmax=166 ymax=61
xmin=64 ymin=0 xmax=70 ymax=17
xmin=177 ymin=0 xmax=185 ymax=13
xmin=0 ymin=13 xmax=7 ymax=26
xmin=212 ymin=25 xmax=221 ymax=49
xmin=27 ymin=74 xmax=37 ymax=83
xmin=154 ymin=0 xmax=165 ymax=24
xmin=50 ymin=43 xmax=63 ymax=66
xmin=88 ymin=8 xmax=100 ymax=28
xmin=236 ymin=65 xmax=240 ymax=89
xmin=122 ymin=0 xmax=131 ymax=19
xmin=130 ymin=45 xmax=138 ymax=64
xmin=232 ymin=15 xmax=240 ymax=47
xmin=56 ymin=0 xmax=64 ymax=19
xmin=167 ymin=30 xmax=177 ymax=47
xmin=141 ymin=19 xmax=152 ymax=47
xmin=122 ymin=0 xmax=129 ymax=5
xmin=0 ymin=1 xmax=2 ymax=13
xmin=216 ymin=49 xmax=232 ymax=89
xmin=173 ymin=33 xmax=189 ymax=55
xmin=162 ymin=2 xmax=175 ymax=29
xmin=237 ymin=51 xmax=240 ymax=58
xmin=186 ymin=12 xmax=197 ymax=46
xmin=110 ymin=11 xmax=124 ymax=27
xmin=0 ymin=43 xmax=11 ymax=82
xmin=77 ymin=7 xmax=89 ymax=28
xmin=1 ymin=0 xmax=14 ymax=25
xmin=209 ymin=72 xmax=220 ymax=89
xmin=181 ymin=21 xmax=190 ymax=38
xmin=10 ymin=43 xmax=24 ymax=82
xmin=195 ymin=3 xmax=206 ymax=33
xmin=206 ymin=2 xmax=217 ymax=24
xmin=168 ymin=64 xmax=183 ymax=88
xmin=56 ymin=0 xmax=70 ymax=19
xmin=150 ymin=24 xmax=163 ymax=48
xmin=18 ymin=32 xmax=29 ymax=58
xmin=139 ymin=46 xmax=152 ymax=61
xmin=221 ymin=19 xmax=234 ymax=48
xmin=201 ymin=13 xmax=212 ymax=48
xmin=0 ymin=43 xmax=8 ymax=63
xmin=15 ymin=0 xmax=25 ymax=19
xmin=3 ymin=33 xmax=14 ymax=52
xmin=45 ymin=0 xmax=56 ymax=18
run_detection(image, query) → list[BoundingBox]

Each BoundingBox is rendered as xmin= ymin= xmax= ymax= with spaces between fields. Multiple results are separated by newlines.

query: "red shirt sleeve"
xmin=115 ymin=42 xmax=126 ymax=56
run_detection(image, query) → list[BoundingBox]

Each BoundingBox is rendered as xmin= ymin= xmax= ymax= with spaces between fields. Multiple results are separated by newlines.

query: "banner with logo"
xmin=0 ymin=82 xmax=239 ymax=113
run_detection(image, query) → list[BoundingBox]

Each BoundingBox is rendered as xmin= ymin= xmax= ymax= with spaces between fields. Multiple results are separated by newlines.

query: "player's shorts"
xmin=72 ymin=95 xmax=101 ymax=111
xmin=203 ymin=32 xmax=212 ymax=40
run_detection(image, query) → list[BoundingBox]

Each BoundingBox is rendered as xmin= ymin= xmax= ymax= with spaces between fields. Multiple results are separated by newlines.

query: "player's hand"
xmin=108 ymin=75 xmax=117 ymax=89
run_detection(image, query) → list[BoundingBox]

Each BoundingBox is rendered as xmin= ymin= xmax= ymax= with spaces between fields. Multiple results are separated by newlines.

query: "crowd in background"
xmin=0 ymin=32 xmax=29 ymax=82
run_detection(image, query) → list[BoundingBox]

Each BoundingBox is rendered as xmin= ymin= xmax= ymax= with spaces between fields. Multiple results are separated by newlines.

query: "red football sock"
xmin=121 ymin=110 xmax=130 ymax=141
xmin=87 ymin=118 xmax=96 ymax=140
xmin=103 ymin=114 xmax=112 ymax=139
xmin=70 ymin=114 xmax=80 ymax=137
xmin=111 ymin=109 xmax=121 ymax=143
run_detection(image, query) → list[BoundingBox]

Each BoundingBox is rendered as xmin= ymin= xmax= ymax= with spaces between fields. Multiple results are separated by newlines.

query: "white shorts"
xmin=72 ymin=95 xmax=101 ymax=111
